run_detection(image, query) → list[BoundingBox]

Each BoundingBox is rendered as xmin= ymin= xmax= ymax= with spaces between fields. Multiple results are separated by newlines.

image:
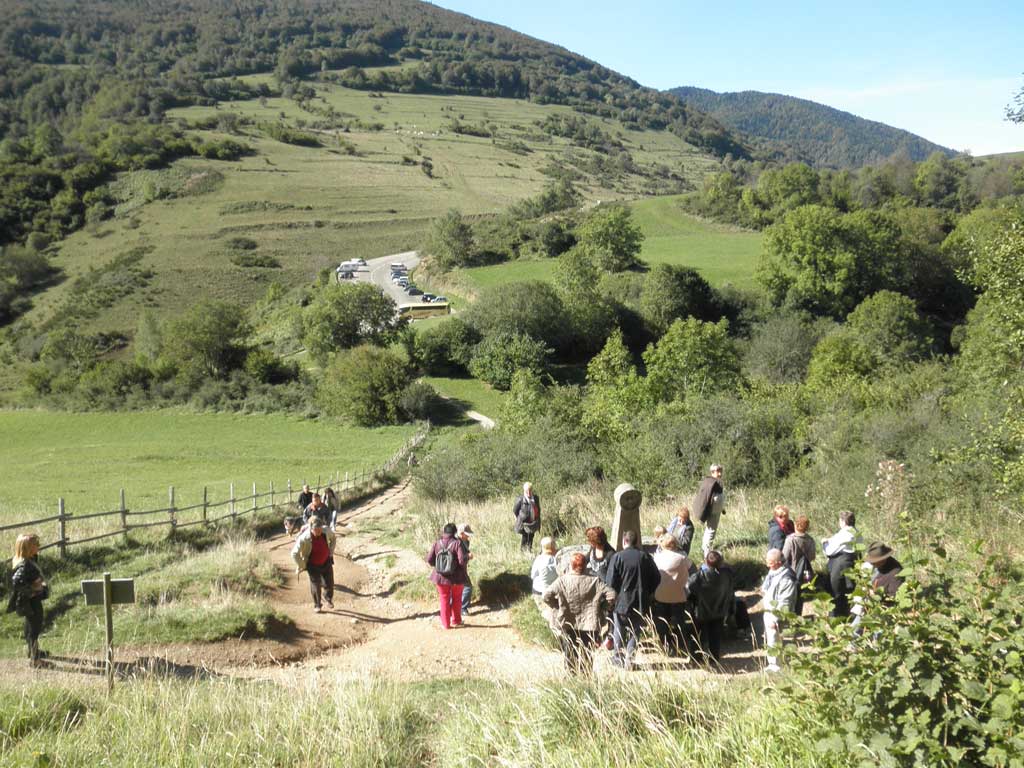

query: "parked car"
xmin=407 ymin=286 xmax=423 ymax=296
xmin=354 ymin=258 xmax=367 ymax=265
xmin=433 ymin=296 xmax=448 ymax=304
xmin=337 ymin=271 xmax=355 ymax=280
xmin=422 ymin=294 xmax=436 ymax=303
xmin=390 ymin=262 xmax=407 ymax=273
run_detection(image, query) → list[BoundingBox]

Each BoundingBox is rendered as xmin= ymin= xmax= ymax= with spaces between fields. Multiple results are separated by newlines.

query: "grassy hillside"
xmin=671 ymin=86 xmax=953 ymax=168
xmin=450 ymin=195 xmax=762 ymax=295
xmin=14 ymin=81 xmax=718 ymax=349
xmin=0 ymin=410 xmax=416 ymax=527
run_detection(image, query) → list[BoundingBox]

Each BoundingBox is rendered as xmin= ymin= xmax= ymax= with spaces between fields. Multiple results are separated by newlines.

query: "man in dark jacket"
xmin=692 ymin=464 xmax=725 ymax=556
xmin=604 ymin=530 xmax=661 ymax=670
xmin=297 ymin=483 xmax=313 ymax=511
xmin=686 ymin=549 xmax=735 ymax=664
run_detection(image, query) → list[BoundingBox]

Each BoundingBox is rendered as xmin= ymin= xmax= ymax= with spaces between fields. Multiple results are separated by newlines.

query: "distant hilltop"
xmin=669 ymin=85 xmax=955 ymax=169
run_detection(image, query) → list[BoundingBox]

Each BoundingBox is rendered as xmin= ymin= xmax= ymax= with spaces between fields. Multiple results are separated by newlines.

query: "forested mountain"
xmin=670 ymin=86 xmax=954 ymax=169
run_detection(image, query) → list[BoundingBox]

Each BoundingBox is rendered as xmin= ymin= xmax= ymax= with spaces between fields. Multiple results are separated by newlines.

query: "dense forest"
xmin=670 ymin=86 xmax=953 ymax=169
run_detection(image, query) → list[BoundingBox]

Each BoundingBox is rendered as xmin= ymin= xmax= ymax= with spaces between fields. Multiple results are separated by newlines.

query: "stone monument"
xmin=610 ymin=482 xmax=642 ymax=551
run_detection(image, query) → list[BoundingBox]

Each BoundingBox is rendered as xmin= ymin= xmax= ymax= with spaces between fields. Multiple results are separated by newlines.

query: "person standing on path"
xmin=7 ymin=533 xmax=49 ymax=667
xmin=693 ymin=465 xmax=725 ymax=556
xmin=686 ymin=550 xmax=735 ymax=665
xmin=426 ymin=523 xmax=468 ymax=629
xmin=760 ymin=548 xmax=798 ymax=672
xmin=513 ymin=482 xmax=541 ymax=552
xmin=291 ymin=516 xmax=336 ymax=613
xmin=457 ymin=523 xmax=474 ymax=615
xmin=297 ymin=484 xmax=313 ymax=511
xmin=651 ymin=534 xmax=692 ymax=656
xmin=543 ymin=552 xmax=617 ymax=675
xmin=822 ymin=510 xmax=861 ymax=618
xmin=604 ymin=530 xmax=661 ymax=670
xmin=768 ymin=505 xmax=795 ymax=552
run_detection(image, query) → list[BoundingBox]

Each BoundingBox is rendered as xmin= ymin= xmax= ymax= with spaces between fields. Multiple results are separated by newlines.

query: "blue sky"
xmin=433 ymin=0 xmax=1023 ymax=155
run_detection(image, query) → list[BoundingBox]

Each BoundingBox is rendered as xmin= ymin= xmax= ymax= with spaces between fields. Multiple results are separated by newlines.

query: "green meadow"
xmin=454 ymin=194 xmax=763 ymax=293
xmin=0 ymin=410 xmax=416 ymax=528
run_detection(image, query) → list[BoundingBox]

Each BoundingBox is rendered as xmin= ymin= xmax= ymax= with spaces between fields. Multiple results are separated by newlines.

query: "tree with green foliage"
xmin=426 ymin=209 xmax=475 ymax=269
xmin=554 ymin=246 xmax=617 ymax=354
xmin=468 ymin=332 xmax=550 ymax=390
xmin=317 ymin=345 xmax=412 ymax=426
xmin=463 ymin=281 xmax=569 ymax=352
xmin=412 ymin=317 xmax=481 ymax=375
xmin=642 ymin=318 xmax=739 ymax=403
xmin=914 ymin=151 xmax=969 ymax=210
xmin=163 ymin=300 xmax=250 ymax=385
xmin=576 ymin=204 xmax=644 ymax=272
xmin=639 ymin=263 xmax=721 ymax=336
xmin=302 ymin=283 xmax=402 ymax=364
xmin=804 ymin=333 xmax=876 ymax=393
xmin=846 ymin=291 xmax=933 ymax=367
xmin=743 ymin=310 xmax=833 ymax=384
xmin=582 ymin=329 xmax=652 ymax=442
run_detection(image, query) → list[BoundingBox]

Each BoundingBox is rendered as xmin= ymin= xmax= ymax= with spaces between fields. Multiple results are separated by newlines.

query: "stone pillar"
xmin=611 ymin=483 xmax=642 ymax=551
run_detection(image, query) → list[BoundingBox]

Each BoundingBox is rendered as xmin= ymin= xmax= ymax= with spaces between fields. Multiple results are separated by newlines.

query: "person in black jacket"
xmin=767 ymin=505 xmax=795 ymax=552
xmin=604 ymin=530 xmax=661 ymax=670
xmin=6 ymin=533 xmax=49 ymax=666
xmin=686 ymin=550 xmax=735 ymax=665
xmin=296 ymin=484 xmax=313 ymax=511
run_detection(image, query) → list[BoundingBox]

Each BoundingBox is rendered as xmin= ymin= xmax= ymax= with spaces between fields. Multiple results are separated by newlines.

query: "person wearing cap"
xmin=760 ymin=548 xmax=797 ymax=673
xmin=865 ymin=542 xmax=904 ymax=599
xmin=457 ymin=523 xmax=475 ymax=615
xmin=693 ymin=465 xmax=725 ymax=556
xmin=291 ymin=515 xmax=337 ymax=613
xmin=512 ymin=482 xmax=541 ymax=552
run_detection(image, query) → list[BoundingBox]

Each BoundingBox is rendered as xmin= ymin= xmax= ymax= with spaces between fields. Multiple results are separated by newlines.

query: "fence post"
xmin=169 ymin=486 xmax=177 ymax=534
xmin=120 ymin=488 xmax=128 ymax=544
xmin=252 ymin=482 xmax=257 ymax=515
xmin=230 ymin=483 xmax=236 ymax=519
xmin=270 ymin=481 xmax=275 ymax=508
xmin=57 ymin=498 xmax=67 ymax=559
xmin=202 ymin=486 xmax=208 ymax=526
xmin=344 ymin=471 xmax=349 ymax=491
xmin=287 ymin=479 xmax=292 ymax=503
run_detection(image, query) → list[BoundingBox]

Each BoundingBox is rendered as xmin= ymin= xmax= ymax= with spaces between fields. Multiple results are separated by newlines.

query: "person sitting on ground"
xmin=426 ymin=523 xmax=469 ymax=630
xmin=822 ymin=510 xmax=862 ymax=618
xmin=512 ymin=482 xmax=541 ymax=552
xmin=531 ymin=537 xmax=559 ymax=596
xmin=322 ymin=487 xmax=340 ymax=530
xmin=686 ymin=549 xmax=735 ymax=665
xmin=291 ymin=516 xmax=336 ymax=613
xmin=760 ymin=548 xmax=798 ymax=672
xmin=768 ymin=505 xmax=795 ymax=552
xmin=543 ymin=552 xmax=617 ymax=676
xmin=585 ymin=526 xmax=616 ymax=582
xmin=303 ymin=493 xmax=327 ymax=525
xmin=651 ymin=534 xmax=692 ymax=656
xmin=666 ymin=506 xmax=695 ymax=557
xmin=693 ymin=464 xmax=725 ymax=556
xmin=605 ymin=530 xmax=661 ymax=670
xmin=7 ymin=533 xmax=49 ymax=667
xmin=457 ymin=523 xmax=475 ymax=615
xmin=297 ymin=483 xmax=313 ymax=511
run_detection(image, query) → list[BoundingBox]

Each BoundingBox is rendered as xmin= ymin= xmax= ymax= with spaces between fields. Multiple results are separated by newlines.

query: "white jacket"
xmin=292 ymin=527 xmax=336 ymax=570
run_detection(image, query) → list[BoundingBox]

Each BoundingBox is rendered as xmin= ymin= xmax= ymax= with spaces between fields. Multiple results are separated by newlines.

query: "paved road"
xmin=340 ymin=250 xmax=420 ymax=307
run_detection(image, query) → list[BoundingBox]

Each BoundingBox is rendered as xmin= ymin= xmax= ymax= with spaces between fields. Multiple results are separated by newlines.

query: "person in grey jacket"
xmin=543 ymin=552 xmax=617 ymax=675
xmin=761 ymin=548 xmax=798 ymax=672
xmin=512 ymin=482 xmax=541 ymax=552
xmin=291 ymin=516 xmax=337 ymax=613
xmin=686 ymin=549 xmax=735 ymax=664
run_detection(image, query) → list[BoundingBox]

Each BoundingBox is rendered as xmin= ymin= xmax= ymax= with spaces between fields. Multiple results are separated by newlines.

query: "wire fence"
xmin=1 ymin=424 xmax=429 ymax=557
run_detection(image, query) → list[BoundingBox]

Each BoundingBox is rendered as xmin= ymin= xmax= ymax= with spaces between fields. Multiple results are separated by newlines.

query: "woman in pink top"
xmin=651 ymin=534 xmax=693 ymax=656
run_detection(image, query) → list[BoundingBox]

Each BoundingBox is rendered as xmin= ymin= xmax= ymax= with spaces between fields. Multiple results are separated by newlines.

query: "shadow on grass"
xmin=477 ymin=571 xmax=531 ymax=606
xmin=37 ymin=653 xmax=220 ymax=681
xmin=427 ymin=395 xmax=477 ymax=428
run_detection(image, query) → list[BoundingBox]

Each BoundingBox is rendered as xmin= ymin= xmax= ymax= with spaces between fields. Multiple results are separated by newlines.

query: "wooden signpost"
xmin=81 ymin=572 xmax=135 ymax=692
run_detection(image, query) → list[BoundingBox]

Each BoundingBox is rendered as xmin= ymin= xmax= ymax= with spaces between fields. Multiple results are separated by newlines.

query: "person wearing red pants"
xmin=426 ymin=523 xmax=469 ymax=629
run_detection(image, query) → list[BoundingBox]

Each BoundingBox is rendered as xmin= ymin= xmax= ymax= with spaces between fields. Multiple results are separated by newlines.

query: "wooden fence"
xmin=0 ymin=424 xmax=429 ymax=557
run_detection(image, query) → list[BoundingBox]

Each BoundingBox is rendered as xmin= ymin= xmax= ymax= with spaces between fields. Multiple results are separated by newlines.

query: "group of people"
xmin=426 ymin=464 xmax=906 ymax=675
xmin=287 ymin=483 xmax=343 ymax=613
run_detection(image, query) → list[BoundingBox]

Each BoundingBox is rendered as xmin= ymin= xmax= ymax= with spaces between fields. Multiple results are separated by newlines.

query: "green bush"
xmin=317 ymin=345 xmax=412 ymax=426
xmin=302 ymin=283 xmax=402 ymax=364
xmin=413 ymin=318 xmax=480 ymax=375
xmin=640 ymin=263 xmax=722 ymax=336
xmin=468 ymin=332 xmax=551 ymax=391
xmin=399 ymin=380 xmax=440 ymax=420
xmin=230 ymin=252 xmax=281 ymax=268
xmin=463 ymin=281 xmax=570 ymax=352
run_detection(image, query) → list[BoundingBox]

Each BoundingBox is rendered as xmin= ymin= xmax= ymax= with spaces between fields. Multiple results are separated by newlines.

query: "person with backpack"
xmin=686 ymin=550 xmax=735 ymax=665
xmin=760 ymin=548 xmax=798 ymax=672
xmin=6 ymin=533 xmax=49 ymax=667
xmin=693 ymin=464 xmax=725 ymax=556
xmin=291 ymin=516 xmax=336 ymax=613
xmin=512 ymin=482 xmax=541 ymax=552
xmin=782 ymin=515 xmax=817 ymax=611
xmin=426 ymin=523 xmax=468 ymax=629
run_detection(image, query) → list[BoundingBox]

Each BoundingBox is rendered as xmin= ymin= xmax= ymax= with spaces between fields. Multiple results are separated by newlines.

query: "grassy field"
xmin=454 ymin=194 xmax=763 ymax=293
xmin=15 ymin=81 xmax=718 ymax=349
xmin=0 ymin=410 xmax=416 ymax=529
xmin=423 ymin=375 xmax=506 ymax=420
